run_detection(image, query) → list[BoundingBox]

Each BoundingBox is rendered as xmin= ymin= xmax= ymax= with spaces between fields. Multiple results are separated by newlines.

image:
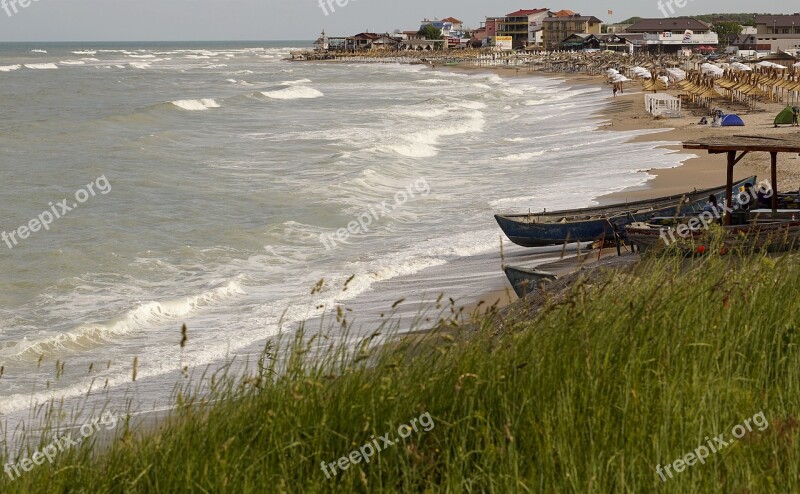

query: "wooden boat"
xmin=504 ymin=266 xmax=558 ymax=298
xmin=494 ymin=176 xmax=757 ymax=247
xmin=626 ymin=220 xmax=800 ymax=254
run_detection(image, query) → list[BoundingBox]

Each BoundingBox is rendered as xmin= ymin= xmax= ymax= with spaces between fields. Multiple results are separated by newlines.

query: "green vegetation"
xmin=618 ymin=17 xmax=643 ymax=25
xmin=694 ymin=13 xmax=761 ymax=27
xmin=619 ymin=13 xmax=761 ymax=27
xmin=2 ymin=252 xmax=800 ymax=492
xmin=418 ymin=25 xmax=444 ymax=41
xmin=711 ymin=21 xmax=744 ymax=47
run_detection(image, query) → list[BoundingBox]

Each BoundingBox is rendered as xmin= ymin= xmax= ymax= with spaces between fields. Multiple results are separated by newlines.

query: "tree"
xmin=418 ymin=24 xmax=444 ymax=40
xmin=712 ymin=21 xmax=743 ymax=47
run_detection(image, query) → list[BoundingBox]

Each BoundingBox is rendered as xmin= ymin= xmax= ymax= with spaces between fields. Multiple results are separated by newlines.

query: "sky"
xmin=0 ymin=0 xmax=797 ymax=42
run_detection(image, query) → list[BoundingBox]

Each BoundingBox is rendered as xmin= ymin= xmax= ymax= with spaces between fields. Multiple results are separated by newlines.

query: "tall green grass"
xmin=2 ymin=251 xmax=799 ymax=493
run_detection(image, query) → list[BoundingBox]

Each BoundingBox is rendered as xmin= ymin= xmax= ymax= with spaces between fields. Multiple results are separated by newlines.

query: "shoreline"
xmin=438 ymin=63 xmax=800 ymax=313
xmin=446 ymin=63 xmax=799 ymax=201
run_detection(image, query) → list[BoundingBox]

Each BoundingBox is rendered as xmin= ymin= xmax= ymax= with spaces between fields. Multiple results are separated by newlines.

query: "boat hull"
xmin=626 ymin=221 xmax=800 ymax=254
xmin=504 ymin=266 xmax=558 ymax=298
xmin=495 ymin=177 xmax=757 ymax=248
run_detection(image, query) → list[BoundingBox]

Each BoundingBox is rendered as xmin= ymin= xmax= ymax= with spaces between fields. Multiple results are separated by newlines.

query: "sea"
xmin=0 ymin=41 xmax=687 ymax=433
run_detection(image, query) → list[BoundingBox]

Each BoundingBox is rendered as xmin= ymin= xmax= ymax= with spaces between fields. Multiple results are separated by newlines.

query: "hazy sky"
xmin=0 ymin=0 xmax=797 ymax=42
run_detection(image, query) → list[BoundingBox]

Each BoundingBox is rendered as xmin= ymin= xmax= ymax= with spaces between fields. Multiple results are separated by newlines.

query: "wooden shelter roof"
xmin=683 ymin=135 xmax=800 ymax=154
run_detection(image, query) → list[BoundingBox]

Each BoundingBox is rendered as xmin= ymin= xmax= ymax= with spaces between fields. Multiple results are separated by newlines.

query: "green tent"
xmin=775 ymin=106 xmax=795 ymax=126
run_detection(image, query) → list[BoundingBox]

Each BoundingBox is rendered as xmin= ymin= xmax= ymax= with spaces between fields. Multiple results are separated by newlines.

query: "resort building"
xmin=726 ymin=34 xmax=765 ymax=56
xmin=419 ymin=19 xmax=456 ymax=38
xmin=442 ymin=17 xmax=464 ymax=32
xmin=313 ymin=30 xmax=329 ymax=51
xmin=474 ymin=18 xmax=499 ymax=47
xmin=599 ymin=33 xmax=644 ymax=53
xmin=558 ymin=33 xmax=600 ymax=51
xmin=542 ymin=14 xmax=603 ymax=51
xmin=755 ymin=14 xmax=800 ymax=53
xmin=557 ymin=33 xmax=643 ymax=53
xmin=496 ymin=9 xmax=550 ymax=49
xmin=624 ymin=18 xmax=718 ymax=54
xmin=605 ymin=23 xmax=633 ymax=34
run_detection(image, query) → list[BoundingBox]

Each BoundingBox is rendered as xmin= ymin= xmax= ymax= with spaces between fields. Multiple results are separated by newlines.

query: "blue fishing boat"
xmin=495 ymin=176 xmax=756 ymax=247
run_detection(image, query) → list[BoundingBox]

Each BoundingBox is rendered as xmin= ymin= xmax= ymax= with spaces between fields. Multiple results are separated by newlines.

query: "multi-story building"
xmin=625 ymin=18 xmax=718 ymax=54
xmin=497 ymin=9 xmax=550 ymax=49
xmin=420 ymin=19 xmax=457 ymax=38
xmin=474 ymin=18 xmax=499 ymax=46
xmin=542 ymin=14 xmax=602 ymax=51
xmin=755 ymin=14 xmax=800 ymax=53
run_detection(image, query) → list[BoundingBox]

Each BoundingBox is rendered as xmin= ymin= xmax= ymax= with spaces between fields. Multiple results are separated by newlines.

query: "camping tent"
xmin=775 ymin=106 xmax=795 ymax=125
xmin=720 ymin=114 xmax=745 ymax=127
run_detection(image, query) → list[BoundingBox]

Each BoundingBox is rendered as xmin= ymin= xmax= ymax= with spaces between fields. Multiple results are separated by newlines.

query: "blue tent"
xmin=720 ymin=114 xmax=745 ymax=127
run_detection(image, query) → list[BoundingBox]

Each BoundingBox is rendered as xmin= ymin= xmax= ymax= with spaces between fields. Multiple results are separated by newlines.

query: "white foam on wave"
xmin=0 ymin=65 xmax=21 ymax=72
xmin=59 ymin=60 xmax=86 ymax=65
xmin=524 ymin=87 xmax=602 ymax=106
xmin=417 ymin=79 xmax=451 ymax=85
xmin=226 ymin=78 xmax=252 ymax=86
xmin=171 ymin=98 xmax=221 ymax=111
xmin=73 ymin=50 xmax=96 ymax=55
xmin=31 ymin=49 xmax=47 ymax=54
xmin=494 ymin=151 xmax=545 ymax=162
xmin=377 ymin=110 xmax=485 ymax=158
xmin=24 ymin=63 xmax=58 ymax=70
xmin=454 ymin=101 xmax=487 ymax=110
xmin=391 ymin=106 xmax=449 ymax=119
xmin=1 ymin=282 xmax=246 ymax=361
xmin=129 ymin=62 xmax=151 ymax=69
xmin=262 ymin=86 xmax=323 ymax=100
xmin=280 ymin=78 xmax=312 ymax=85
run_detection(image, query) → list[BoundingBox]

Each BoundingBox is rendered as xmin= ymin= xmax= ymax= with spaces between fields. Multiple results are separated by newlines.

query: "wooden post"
xmin=771 ymin=152 xmax=778 ymax=212
xmin=725 ymin=151 xmax=735 ymax=226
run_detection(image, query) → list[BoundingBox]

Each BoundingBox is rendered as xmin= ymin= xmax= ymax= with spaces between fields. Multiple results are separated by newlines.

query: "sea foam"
xmin=24 ymin=63 xmax=58 ymax=70
xmin=262 ymin=86 xmax=323 ymax=100
xmin=171 ymin=99 xmax=221 ymax=111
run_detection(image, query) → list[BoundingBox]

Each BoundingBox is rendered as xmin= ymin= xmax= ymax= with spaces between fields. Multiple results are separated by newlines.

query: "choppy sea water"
xmin=0 ymin=41 xmax=685 ymax=429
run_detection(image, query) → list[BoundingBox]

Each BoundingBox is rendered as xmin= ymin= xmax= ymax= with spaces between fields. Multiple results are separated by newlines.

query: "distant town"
xmin=312 ymin=10 xmax=800 ymax=57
